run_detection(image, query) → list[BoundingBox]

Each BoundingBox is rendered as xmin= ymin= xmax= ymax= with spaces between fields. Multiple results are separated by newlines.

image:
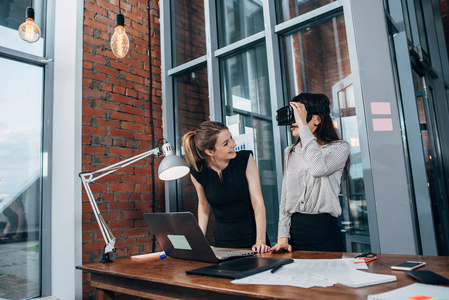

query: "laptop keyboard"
xmin=212 ymin=247 xmax=256 ymax=259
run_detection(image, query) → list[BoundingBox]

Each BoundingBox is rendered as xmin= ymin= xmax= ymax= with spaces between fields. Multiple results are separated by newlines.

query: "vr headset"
xmin=276 ymin=104 xmax=330 ymax=126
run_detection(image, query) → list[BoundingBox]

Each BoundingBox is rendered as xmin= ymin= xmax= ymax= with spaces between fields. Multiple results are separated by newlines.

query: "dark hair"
xmin=181 ymin=121 xmax=228 ymax=172
xmin=289 ymin=93 xmax=350 ymax=179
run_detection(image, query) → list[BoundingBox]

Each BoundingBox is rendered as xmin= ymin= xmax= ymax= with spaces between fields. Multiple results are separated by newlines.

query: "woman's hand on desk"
xmin=270 ymin=237 xmax=292 ymax=252
xmin=252 ymin=241 xmax=271 ymax=253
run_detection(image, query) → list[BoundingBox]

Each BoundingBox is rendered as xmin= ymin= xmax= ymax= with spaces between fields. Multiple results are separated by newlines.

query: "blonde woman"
xmin=182 ymin=121 xmax=270 ymax=253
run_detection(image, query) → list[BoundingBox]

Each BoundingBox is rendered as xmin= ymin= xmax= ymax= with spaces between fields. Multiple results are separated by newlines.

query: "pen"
xmin=271 ymin=264 xmax=284 ymax=274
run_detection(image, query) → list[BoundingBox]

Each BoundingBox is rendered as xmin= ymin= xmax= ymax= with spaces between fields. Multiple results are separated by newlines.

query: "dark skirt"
xmin=214 ymin=231 xmax=271 ymax=248
xmin=289 ymin=212 xmax=345 ymax=252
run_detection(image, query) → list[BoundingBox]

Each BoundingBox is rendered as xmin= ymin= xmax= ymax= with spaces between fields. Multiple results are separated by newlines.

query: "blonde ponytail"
xmin=182 ymin=131 xmax=201 ymax=171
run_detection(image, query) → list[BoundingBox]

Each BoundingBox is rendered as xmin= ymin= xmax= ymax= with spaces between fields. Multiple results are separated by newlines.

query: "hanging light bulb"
xmin=18 ymin=7 xmax=41 ymax=43
xmin=111 ymin=12 xmax=129 ymax=58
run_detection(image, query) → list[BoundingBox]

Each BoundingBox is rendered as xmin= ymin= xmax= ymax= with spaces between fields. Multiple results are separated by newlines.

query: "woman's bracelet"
xmin=255 ymin=240 xmax=265 ymax=245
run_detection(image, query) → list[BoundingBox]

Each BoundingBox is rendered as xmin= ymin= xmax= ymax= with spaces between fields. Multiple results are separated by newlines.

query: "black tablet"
xmin=405 ymin=270 xmax=449 ymax=285
xmin=186 ymin=257 xmax=294 ymax=279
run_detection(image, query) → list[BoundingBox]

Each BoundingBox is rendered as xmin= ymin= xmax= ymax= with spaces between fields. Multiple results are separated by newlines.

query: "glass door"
xmin=411 ymin=71 xmax=449 ymax=254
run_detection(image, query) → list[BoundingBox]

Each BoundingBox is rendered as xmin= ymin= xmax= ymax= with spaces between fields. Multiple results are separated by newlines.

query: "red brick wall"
xmin=82 ymin=0 xmax=163 ymax=298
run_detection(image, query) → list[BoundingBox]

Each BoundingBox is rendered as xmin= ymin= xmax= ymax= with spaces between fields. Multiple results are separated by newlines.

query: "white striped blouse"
xmin=277 ymin=125 xmax=350 ymax=239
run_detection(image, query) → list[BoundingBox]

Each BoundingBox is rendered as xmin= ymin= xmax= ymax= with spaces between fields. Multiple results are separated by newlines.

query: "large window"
xmin=0 ymin=59 xmax=43 ymax=298
xmin=0 ymin=1 xmax=48 ymax=298
xmin=163 ymin=0 xmax=370 ymax=252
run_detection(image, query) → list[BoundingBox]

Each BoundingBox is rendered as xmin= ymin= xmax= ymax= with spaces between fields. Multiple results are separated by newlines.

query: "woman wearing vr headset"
xmin=182 ymin=121 xmax=270 ymax=253
xmin=271 ymin=93 xmax=350 ymax=252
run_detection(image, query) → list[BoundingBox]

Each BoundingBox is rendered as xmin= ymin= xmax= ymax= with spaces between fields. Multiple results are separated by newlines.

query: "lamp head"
xmin=158 ymin=143 xmax=190 ymax=181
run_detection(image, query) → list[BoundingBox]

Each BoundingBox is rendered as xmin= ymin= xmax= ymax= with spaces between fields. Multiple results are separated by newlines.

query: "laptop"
xmin=143 ymin=212 xmax=257 ymax=263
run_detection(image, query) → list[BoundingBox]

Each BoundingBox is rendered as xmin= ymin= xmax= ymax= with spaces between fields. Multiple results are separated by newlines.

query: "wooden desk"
xmin=76 ymin=251 xmax=449 ymax=299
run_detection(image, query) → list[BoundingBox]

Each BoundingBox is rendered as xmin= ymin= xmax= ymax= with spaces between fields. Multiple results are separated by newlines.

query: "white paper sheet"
xmin=232 ymin=258 xmax=367 ymax=288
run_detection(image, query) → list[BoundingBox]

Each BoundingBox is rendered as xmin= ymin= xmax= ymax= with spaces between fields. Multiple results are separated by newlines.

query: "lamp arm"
xmin=86 ymin=147 xmax=161 ymax=182
xmin=80 ymin=176 xmax=116 ymax=253
xmin=79 ymin=147 xmax=161 ymax=255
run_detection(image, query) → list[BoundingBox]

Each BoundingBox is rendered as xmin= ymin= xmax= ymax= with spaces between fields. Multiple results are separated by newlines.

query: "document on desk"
xmin=311 ymin=269 xmax=397 ymax=288
xmin=232 ymin=258 xmax=367 ymax=288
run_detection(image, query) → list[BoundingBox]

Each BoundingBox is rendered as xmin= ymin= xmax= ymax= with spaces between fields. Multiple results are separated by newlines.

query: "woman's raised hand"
xmin=290 ymin=102 xmax=308 ymax=127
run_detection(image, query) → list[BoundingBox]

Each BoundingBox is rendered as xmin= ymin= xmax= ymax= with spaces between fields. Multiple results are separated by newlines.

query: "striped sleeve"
xmin=298 ymin=125 xmax=350 ymax=178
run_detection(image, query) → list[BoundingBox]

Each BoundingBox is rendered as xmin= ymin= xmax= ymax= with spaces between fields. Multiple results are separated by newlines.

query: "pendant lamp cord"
xmin=119 ymin=0 xmax=121 ymax=14
xmin=147 ymin=0 xmax=157 ymax=253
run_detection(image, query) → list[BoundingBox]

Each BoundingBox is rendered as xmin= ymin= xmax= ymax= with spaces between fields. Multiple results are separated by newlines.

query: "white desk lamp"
xmin=79 ymin=141 xmax=189 ymax=263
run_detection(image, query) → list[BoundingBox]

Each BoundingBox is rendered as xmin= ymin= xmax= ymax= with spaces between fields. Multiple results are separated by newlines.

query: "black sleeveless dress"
xmin=190 ymin=150 xmax=258 ymax=248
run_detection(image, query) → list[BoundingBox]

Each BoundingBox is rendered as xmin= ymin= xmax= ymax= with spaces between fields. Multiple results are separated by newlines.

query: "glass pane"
xmin=336 ymin=85 xmax=369 ymax=237
xmin=276 ymin=0 xmax=336 ymax=23
xmin=175 ymin=66 xmax=211 ymax=236
xmin=397 ymin=0 xmax=414 ymax=45
xmin=413 ymin=0 xmax=429 ymax=59
xmin=412 ymin=71 xmax=427 ymax=124
xmin=0 ymin=0 xmax=45 ymax=56
xmin=0 ymin=57 xmax=43 ymax=299
xmin=439 ymin=0 xmax=449 ymax=60
xmin=217 ymin=0 xmax=264 ymax=47
xmin=220 ymin=44 xmax=279 ymax=244
xmin=281 ymin=15 xmax=351 ymax=98
xmin=280 ymin=15 xmax=370 ymax=251
xmin=171 ymin=0 xmax=207 ymax=66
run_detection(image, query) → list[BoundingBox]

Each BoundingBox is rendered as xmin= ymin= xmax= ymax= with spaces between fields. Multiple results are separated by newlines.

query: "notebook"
xmin=143 ymin=212 xmax=257 ymax=263
xmin=367 ymin=283 xmax=449 ymax=300
xmin=311 ymin=269 xmax=397 ymax=288
xmin=186 ymin=257 xmax=294 ymax=279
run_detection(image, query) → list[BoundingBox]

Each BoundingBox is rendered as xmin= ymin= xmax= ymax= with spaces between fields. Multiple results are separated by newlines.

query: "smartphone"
xmin=391 ymin=261 xmax=426 ymax=271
